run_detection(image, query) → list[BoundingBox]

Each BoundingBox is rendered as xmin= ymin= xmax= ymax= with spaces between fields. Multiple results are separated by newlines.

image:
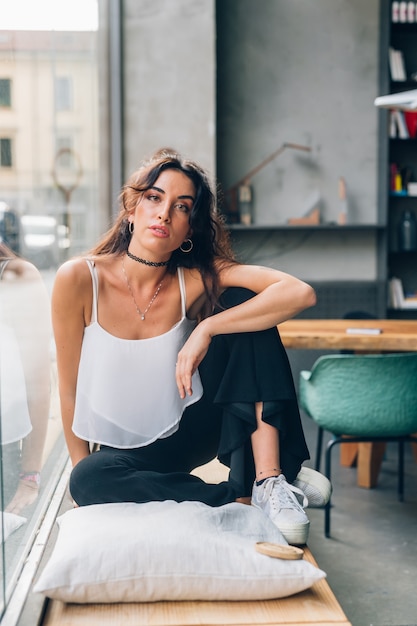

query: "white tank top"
xmin=72 ymin=259 xmax=203 ymax=448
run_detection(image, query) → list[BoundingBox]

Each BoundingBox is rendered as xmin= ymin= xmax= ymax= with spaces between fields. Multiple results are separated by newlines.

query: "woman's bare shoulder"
xmin=52 ymin=258 xmax=97 ymax=320
xmin=55 ymin=254 xmax=120 ymax=290
xmin=181 ymin=266 xmax=205 ymax=295
xmin=55 ymin=257 xmax=91 ymax=282
xmin=55 ymin=257 xmax=104 ymax=300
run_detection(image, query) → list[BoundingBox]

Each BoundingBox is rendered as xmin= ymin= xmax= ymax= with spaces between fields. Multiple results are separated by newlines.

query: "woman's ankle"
xmin=255 ymin=468 xmax=282 ymax=485
xmin=235 ymin=496 xmax=251 ymax=505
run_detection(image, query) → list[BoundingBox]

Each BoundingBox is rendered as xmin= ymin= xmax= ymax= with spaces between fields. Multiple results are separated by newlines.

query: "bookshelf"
xmin=384 ymin=2 xmax=417 ymax=316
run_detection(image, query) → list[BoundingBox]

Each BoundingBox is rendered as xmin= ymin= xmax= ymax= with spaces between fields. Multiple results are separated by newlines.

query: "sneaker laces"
xmin=258 ymin=475 xmax=308 ymax=511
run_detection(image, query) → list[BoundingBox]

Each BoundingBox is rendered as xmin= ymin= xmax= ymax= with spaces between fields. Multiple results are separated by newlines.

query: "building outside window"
xmin=0 ymin=78 xmax=11 ymax=107
xmin=55 ymin=136 xmax=73 ymax=168
xmin=54 ymin=76 xmax=73 ymax=111
xmin=0 ymin=137 xmax=12 ymax=166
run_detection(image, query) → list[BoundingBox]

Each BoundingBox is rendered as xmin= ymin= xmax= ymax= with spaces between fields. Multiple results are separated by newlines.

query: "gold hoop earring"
xmin=129 ymin=221 xmax=134 ymax=235
xmin=180 ymin=239 xmax=193 ymax=253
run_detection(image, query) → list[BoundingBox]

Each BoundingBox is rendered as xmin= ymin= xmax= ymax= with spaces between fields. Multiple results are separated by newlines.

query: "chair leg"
xmin=315 ymin=426 xmax=324 ymax=472
xmin=324 ymin=438 xmax=339 ymax=538
xmin=398 ymin=439 xmax=404 ymax=502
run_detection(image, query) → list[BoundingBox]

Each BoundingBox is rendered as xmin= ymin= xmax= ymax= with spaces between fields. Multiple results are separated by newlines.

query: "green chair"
xmin=299 ymin=352 xmax=417 ymax=537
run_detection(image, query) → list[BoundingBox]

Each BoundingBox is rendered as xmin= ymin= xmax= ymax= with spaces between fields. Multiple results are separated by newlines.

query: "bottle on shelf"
xmin=398 ymin=209 xmax=417 ymax=250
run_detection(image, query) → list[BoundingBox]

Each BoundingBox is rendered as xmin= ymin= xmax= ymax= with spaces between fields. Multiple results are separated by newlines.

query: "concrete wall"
xmin=217 ymin=0 xmax=380 ymax=227
xmin=122 ymin=0 xmax=216 ymax=179
xmin=229 ymin=229 xmax=378 ymax=282
xmin=216 ymin=0 xmax=381 ymax=281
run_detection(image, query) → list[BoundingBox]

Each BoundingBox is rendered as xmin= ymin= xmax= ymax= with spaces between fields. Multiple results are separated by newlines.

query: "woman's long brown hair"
xmin=90 ymin=149 xmax=236 ymax=316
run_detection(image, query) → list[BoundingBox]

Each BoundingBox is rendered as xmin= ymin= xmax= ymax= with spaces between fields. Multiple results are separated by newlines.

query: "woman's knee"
xmin=69 ymin=456 xmax=90 ymax=504
xmin=216 ymin=287 xmax=256 ymax=312
xmin=69 ymin=451 xmax=108 ymax=505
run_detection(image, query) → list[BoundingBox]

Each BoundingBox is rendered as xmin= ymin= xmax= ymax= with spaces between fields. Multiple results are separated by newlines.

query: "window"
xmin=55 ymin=136 xmax=73 ymax=167
xmin=54 ymin=76 xmax=73 ymax=111
xmin=0 ymin=13 xmax=100 ymax=623
xmin=0 ymin=79 xmax=11 ymax=107
xmin=0 ymin=138 xmax=12 ymax=167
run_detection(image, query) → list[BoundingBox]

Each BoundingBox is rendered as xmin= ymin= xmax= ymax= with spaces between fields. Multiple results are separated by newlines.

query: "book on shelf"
xmin=390 ymin=109 xmax=410 ymax=138
xmin=388 ymin=47 xmax=406 ymax=81
xmin=389 ymin=277 xmax=417 ymax=309
xmin=404 ymin=111 xmax=417 ymax=138
xmin=390 ymin=111 xmax=396 ymax=138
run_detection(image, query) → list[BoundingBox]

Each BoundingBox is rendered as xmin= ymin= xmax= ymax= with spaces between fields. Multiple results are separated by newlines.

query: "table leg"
xmin=357 ymin=442 xmax=386 ymax=488
xmin=340 ymin=437 xmax=358 ymax=467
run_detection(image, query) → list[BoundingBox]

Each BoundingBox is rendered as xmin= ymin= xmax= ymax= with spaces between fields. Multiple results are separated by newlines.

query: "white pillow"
xmin=34 ymin=501 xmax=325 ymax=603
xmin=2 ymin=512 xmax=26 ymax=542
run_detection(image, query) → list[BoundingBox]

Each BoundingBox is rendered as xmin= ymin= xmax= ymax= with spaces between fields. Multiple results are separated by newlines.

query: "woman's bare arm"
xmin=51 ymin=260 xmax=91 ymax=466
xmin=176 ymin=263 xmax=316 ymax=398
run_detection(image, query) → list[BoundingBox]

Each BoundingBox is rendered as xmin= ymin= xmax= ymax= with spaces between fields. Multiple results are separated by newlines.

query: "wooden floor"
xmin=40 ymin=460 xmax=351 ymax=626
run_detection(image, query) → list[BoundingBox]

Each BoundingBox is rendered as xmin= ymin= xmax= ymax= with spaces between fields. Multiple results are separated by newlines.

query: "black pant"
xmin=70 ymin=288 xmax=309 ymax=506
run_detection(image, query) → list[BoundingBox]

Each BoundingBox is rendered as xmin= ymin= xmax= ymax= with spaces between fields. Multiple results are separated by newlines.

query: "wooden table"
xmin=278 ymin=318 xmax=417 ymax=487
xmin=278 ymin=318 xmax=417 ymax=352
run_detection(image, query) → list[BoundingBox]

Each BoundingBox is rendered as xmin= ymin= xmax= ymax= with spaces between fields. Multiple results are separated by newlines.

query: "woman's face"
xmin=130 ymin=168 xmax=195 ymax=259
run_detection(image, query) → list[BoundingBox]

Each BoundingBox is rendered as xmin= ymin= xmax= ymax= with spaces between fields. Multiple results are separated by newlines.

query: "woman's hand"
xmin=175 ymin=320 xmax=212 ymax=399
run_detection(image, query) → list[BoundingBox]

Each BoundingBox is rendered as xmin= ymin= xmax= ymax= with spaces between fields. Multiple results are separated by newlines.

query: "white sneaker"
xmin=251 ymin=475 xmax=310 ymax=545
xmin=293 ymin=467 xmax=332 ymax=508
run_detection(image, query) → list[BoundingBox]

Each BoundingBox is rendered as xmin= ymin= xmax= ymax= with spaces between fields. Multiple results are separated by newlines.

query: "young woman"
xmin=51 ymin=148 xmax=329 ymax=545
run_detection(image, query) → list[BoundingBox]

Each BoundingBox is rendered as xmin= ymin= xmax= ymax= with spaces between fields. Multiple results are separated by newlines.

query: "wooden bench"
xmin=41 ymin=546 xmax=351 ymax=626
xmin=39 ymin=460 xmax=352 ymax=626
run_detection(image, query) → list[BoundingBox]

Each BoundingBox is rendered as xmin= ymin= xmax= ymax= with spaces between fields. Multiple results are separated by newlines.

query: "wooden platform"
xmin=39 ymin=460 xmax=351 ymax=626
xmin=41 ymin=548 xmax=350 ymax=626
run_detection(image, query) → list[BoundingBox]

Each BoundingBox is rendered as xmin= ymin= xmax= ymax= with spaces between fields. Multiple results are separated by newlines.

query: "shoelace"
xmin=258 ymin=476 xmax=308 ymax=511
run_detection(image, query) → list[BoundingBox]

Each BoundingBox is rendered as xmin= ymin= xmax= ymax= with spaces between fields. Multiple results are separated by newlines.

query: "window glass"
xmin=0 ymin=138 xmax=12 ymax=167
xmin=55 ymin=137 xmax=74 ymax=168
xmin=0 ymin=79 xmax=11 ymax=107
xmin=54 ymin=76 xmax=73 ymax=111
xmin=0 ymin=0 xmax=100 ymax=616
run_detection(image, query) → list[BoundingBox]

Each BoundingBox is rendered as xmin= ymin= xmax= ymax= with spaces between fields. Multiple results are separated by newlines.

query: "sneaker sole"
xmin=252 ymin=503 xmax=310 ymax=546
xmin=293 ymin=467 xmax=332 ymax=508
xmin=278 ymin=520 xmax=310 ymax=546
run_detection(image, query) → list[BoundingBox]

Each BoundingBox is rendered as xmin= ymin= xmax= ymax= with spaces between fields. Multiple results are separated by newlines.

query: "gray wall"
xmin=217 ymin=0 xmax=380 ymax=227
xmin=229 ymin=229 xmax=378 ymax=282
xmin=123 ymin=0 xmax=216 ymax=178
xmin=216 ymin=0 xmax=381 ymax=282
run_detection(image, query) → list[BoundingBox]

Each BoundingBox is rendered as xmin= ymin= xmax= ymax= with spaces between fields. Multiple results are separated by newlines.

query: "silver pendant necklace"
xmin=122 ymin=256 xmax=165 ymax=321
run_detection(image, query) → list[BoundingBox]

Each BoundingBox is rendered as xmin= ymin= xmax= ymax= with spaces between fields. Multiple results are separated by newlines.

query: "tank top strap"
xmin=177 ymin=266 xmax=187 ymax=318
xmin=84 ymin=258 xmax=99 ymax=324
xmin=0 ymin=259 xmax=11 ymax=280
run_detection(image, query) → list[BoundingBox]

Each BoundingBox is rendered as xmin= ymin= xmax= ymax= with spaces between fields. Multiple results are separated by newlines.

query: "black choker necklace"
xmin=126 ymin=249 xmax=170 ymax=267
